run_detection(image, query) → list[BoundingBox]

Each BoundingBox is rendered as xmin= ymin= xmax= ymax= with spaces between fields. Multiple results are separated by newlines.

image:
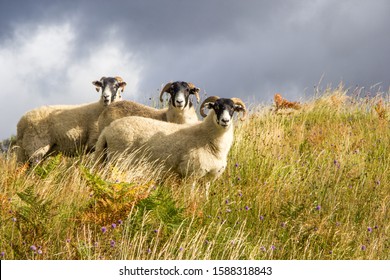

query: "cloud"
xmin=0 ymin=22 xmax=142 ymax=139
xmin=1 ymin=0 xmax=390 ymax=140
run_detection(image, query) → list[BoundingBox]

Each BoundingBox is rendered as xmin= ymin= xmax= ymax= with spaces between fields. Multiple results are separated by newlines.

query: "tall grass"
xmin=0 ymin=86 xmax=389 ymax=260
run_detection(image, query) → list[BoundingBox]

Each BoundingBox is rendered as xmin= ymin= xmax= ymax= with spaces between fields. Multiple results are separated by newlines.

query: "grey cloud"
xmin=1 ymin=0 xmax=390 ymax=139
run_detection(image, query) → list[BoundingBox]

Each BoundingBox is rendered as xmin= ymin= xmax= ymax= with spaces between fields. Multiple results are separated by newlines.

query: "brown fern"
xmin=274 ymin=93 xmax=301 ymax=111
xmin=374 ymin=99 xmax=387 ymax=119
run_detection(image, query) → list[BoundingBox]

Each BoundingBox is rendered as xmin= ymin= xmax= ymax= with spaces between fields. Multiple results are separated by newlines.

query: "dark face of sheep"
xmin=92 ymin=77 xmax=127 ymax=106
xmin=204 ymin=98 xmax=246 ymax=129
xmin=160 ymin=81 xmax=200 ymax=110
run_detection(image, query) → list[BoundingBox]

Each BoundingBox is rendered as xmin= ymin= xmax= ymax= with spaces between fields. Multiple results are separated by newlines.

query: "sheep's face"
xmin=206 ymin=99 xmax=244 ymax=129
xmin=92 ymin=77 xmax=127 ymax=106
xmin=167 ymin=82 xmax=200 ymax=110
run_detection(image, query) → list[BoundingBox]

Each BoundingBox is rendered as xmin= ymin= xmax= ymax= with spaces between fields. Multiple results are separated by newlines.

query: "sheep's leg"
xmin=15 ymin=143 xmax=27 ymax=163
xmin=23 ymin=134 xmax=51 ymax=164
xmin=205 ymin=181 xmax=210 ymax=199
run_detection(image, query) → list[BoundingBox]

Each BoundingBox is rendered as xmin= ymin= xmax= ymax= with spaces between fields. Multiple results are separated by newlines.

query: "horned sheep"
xmin=97 ymin=81 xmax=200 ymax=133
xmin=15 ymin=76 xmax=127 ymax=163
xmin=95 ymin=96 xmax=246 ymax=181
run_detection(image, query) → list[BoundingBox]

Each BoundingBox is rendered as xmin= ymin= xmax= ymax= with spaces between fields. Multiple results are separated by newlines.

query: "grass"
xmin=0 ymin=86 xmax=389 ymax=260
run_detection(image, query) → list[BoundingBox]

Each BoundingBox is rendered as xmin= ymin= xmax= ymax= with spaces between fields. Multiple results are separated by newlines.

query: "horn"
xmin=199 ymin=96 xmax=220 ymax=118
xmin=230 ymin=97 xmax=247 ymax=121
xmin=114 ymin=76 xmax=123 ymax=83
xmin=160 ymin=82 xmax=173 ymax=102
xmin=187 ymin=82 xmax=200 ymax=102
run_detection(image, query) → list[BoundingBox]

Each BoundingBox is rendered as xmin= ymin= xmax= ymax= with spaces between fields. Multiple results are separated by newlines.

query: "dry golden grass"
xmin=0 ymin=87 xmax=389 ymax=260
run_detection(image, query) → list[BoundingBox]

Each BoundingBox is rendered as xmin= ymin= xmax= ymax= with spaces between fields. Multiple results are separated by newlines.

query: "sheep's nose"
xmin=221 ymin=118 xmax=230 ymax=124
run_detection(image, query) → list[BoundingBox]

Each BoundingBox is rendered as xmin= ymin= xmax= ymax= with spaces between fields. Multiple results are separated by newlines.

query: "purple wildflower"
xmin=111 ymin=223 xmax=117 ymax=229
xmin=37 ymin=249 xmax=42 ymax=255
xmin=101 ymin=226 xmax=107 ymax=233
xmin=260 ymin=246 xmax=266 ymax=252
xmin=225 ymin=199 xmax=229 ymax=204
xmin=153 ymin=229 xmax=158 ymax=233
xmin=118 ymin=219 xmax=123 ymax=225
xmin=271 ymin=245 xmax=276 ymax=251
xmin=0 ymin=252 xmax=5 ymax=258
xmin=238 ymin=192 xmax=243 ymax=197
xmin=147 ymin=248 xmax=151 ymax=253
xmin=375 ymin=180 xmax=380 ymax=185
xmin=30 ymin=245 xmax=37 ymax=251
xmin=245 ymin=206 xmax=250 ymax=211
xmin=316 ymin=205 xmax=321 ymax=211
xmin=110 ymin=240 xmax=115 ymax=248
xmin=361 ymin=245 xmax=366 ymax=251
xmin=367 ymin=227 xmax=372 ymax=233
xmin=259 ymin=215 xmax=264 ymax=221
xmin=179 ymin=247 xmax=183 ymax=251
xmin=66 ymin=239 xmax=71 ymax=243
xmin=281 ymin=222 xmax=286 ymax=227
xmin=11 ymin=217 xmax=16 ymax=222
xmin=333 ymin=159 xmax=340 ymax=168
xmin=235 ymin=163 xmax=239 ymax=168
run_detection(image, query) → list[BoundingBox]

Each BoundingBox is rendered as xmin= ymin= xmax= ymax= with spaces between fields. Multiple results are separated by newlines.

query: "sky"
xmin=1 ymin=0 xmax=390 ymax=139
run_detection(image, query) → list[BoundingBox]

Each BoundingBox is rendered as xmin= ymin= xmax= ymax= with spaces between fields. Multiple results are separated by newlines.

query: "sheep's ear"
xmin=190 ymin=87 xmax=200 ymax=102
xmin=234 ymin=104 xmax=245 ymax=112
xmin=92 ymin=80 xmax=103 ymax=92
xmin=233 ymin=104 xmax=247 ymax=121
xmin=204 ymin=102 xmax=215 ymax=109
xmin=118 ymin=81 xmax=127 ymax=92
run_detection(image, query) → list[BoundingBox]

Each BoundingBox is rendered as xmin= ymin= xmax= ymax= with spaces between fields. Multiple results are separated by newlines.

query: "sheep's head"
xmin=160 ymin=81 xmax=200 ymax=110
xmin=92 ymin=76 xmax=127 ymax=106
xmin=200 ymin=96 xmax=247 ymax=129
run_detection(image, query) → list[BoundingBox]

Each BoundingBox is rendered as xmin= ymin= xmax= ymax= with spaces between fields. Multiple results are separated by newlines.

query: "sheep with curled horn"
xmin=95 ymin=96 xmax=246 ymax=183
xmin=97 ymin=81 xmax=200 ymax=134
xmin=15 ymin=76 xmax=126 ymax=164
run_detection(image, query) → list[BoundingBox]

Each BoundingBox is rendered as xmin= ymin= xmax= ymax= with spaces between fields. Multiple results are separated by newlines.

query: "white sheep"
xmin=95 ymin=96 xmax=246 ymax=181
xmin=97 ymin=81 xmax=200 ymax=133
xmin=15 ymin=76 xmax=127 ymax=163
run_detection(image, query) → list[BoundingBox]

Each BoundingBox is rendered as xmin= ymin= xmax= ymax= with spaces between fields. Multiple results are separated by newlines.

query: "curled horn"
xmin=200 ymin=96 xmax=220 ymax=118
xmin=159 ymin=82 xmax=173 ymax=102
xmin=187 ymin=82 xmax=200 ymax=102
xmin=230 ymin=97 xmax=247 ymax=121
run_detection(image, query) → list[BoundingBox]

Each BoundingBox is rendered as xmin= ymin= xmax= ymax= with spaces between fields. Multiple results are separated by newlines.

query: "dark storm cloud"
xmin=1 ymin=0 xmax=390 ymax=139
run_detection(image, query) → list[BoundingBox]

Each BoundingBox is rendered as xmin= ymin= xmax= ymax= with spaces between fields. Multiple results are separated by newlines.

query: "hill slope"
xmin=0 ymin=87 xmax=389 ymax=259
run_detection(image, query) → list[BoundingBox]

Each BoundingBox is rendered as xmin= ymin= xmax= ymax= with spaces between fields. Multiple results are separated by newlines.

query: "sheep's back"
xmin=98 ymin=101 xmax=167 ymax=133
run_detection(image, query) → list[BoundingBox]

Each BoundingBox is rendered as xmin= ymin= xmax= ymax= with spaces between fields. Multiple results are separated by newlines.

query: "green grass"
xmin=0 ymin=87 xmax=389 ymax=260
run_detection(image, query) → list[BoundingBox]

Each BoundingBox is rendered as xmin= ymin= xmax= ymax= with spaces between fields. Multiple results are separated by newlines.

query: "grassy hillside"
xmin=0 ymin=87 xmax=389 ymax=260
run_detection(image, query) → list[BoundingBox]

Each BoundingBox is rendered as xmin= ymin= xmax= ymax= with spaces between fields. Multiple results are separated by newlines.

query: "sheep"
xmin=97 ymin=81 xmax=200 ymax=133
xmin=95 ymin=96 xmax=246 ymax=182
xmin=15 ymin=76 xmax=127 ymax=163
